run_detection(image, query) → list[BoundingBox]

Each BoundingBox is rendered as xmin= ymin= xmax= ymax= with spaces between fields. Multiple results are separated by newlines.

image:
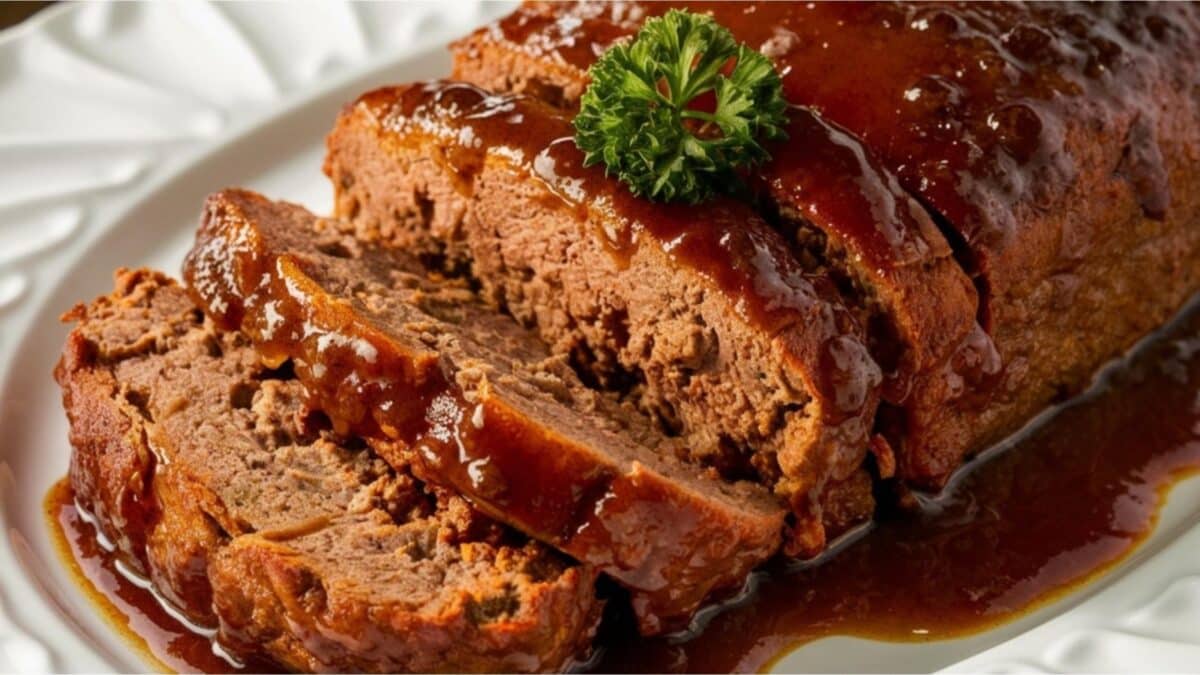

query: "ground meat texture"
xmin=55 ymin=269 xmax=603 ymax=672
xmin=182 ymin=189 xmax=789 ymax=634
xmin=449 ymin=1 xmax=1200 ymax=488
xmin=322 ymin=83 xmax=883 ymax=557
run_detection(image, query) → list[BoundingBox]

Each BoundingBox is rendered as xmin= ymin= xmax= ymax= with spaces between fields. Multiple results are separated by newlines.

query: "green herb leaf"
xmin=573 ymin=9 xmax=789 ymax=204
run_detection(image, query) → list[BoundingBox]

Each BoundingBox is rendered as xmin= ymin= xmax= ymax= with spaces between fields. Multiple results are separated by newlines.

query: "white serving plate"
xmin=1 ymin=3 xmax=1198 ymax=672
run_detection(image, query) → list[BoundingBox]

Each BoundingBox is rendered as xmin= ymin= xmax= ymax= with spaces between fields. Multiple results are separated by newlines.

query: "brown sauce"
xmin=762 ymin=106 xmax=941 ymax=275
xmin=43 ymin=480 xmax=275 ymax=674
xmin=47 ymin=294 xmax=1200 ymax=673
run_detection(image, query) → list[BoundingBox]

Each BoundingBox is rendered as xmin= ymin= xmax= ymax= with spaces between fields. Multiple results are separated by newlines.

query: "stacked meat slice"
xmin=185 ymin=188 xmax=786 ymax=633
xmin=55 ymin=2 xmax=1200 ymax=672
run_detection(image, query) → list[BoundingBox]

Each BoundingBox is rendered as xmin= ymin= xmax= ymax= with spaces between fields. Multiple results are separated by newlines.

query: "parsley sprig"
xmin=573 ymin=9 xmax=789 ymax=204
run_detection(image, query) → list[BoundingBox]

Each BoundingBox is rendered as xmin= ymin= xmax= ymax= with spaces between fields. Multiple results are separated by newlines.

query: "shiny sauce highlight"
xmin=497 ymin=1 xmax=1200 ymax=243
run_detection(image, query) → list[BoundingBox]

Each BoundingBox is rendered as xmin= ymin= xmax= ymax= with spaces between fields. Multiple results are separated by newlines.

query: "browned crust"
xmin=210 ymin=528 xmax=602 ymax=673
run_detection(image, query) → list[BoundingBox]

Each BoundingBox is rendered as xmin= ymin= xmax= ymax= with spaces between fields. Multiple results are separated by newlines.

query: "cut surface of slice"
xmin=56 ymin=268 xmax=602 ymax=672
xmin=183 ymin=189 xmax=787 ymax=634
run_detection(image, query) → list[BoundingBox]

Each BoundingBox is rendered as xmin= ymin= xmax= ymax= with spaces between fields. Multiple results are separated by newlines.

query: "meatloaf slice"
xmin=451 ymin=1 xmax=1200 ymax=487
xmin=183 ymin=188 xmax=787 ymax=634
xmin=749 ymin=109 xmax=997 ymax=484
xmin=56 ymin=268 xmax=602 ymax=672
xmin=323 ymin=82 xmax=883 ymax=557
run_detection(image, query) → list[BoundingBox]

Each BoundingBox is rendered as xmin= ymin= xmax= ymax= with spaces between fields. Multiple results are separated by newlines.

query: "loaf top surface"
xmin=462 ymin=1 xmax=1200 ymax=258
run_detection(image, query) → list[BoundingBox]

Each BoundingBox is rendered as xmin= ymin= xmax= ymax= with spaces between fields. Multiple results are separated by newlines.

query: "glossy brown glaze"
xmin=764 ymin=109 xmax=940 ymax=275
xmin=361 ymin=82 xmax=879 ymax=424
xmin=496 ymin=1 xmax=1199 ymax=255
xmin=759 ymin=107 xmax=995 ymax=402
xmin=50 ymin=294 xmax=1200 ymax=673
xmin=705 ymin=1 xmax=1194 ymax=239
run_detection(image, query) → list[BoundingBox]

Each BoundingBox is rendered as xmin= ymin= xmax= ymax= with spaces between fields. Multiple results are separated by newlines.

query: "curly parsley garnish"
xmin=573 ymin=9 xmax=789 ymax=204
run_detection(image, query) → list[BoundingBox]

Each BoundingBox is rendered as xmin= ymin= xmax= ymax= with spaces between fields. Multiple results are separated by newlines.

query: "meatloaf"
xmin=450 ymin=0 xmax=1200 ymax=487
xmin=183 ymin=188 xmax=787 ymax=634
xmin=323 ymin=81 xmax=884 ymax=558
xmin=56 ymin=268 xmax=602 ymax=672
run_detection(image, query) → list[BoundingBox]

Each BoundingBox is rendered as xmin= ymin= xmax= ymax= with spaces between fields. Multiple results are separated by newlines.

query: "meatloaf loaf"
xmin=183 ymin=188 xmax=787 ymax=634
xmin=323 ymin=81 xmax=884 ymax=558
xmin=450 ymin=0 xmax=1200 ymax=487
xmin=56 ymin=268 xmax=602 ymax=672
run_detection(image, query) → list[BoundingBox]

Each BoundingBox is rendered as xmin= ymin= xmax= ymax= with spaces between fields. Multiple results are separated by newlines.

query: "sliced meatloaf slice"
xmin=750 ymin=109 xmax=996 ymax=484
xmin=451 ymin=1 xmax=1200 ymax=487
xmin=56 ymin=268 xmax=602 ymax=672
xmin=183 ymin=188 xmax=787 ymax=634
xmin=322 ymin=82 xmax=883 ymax=557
